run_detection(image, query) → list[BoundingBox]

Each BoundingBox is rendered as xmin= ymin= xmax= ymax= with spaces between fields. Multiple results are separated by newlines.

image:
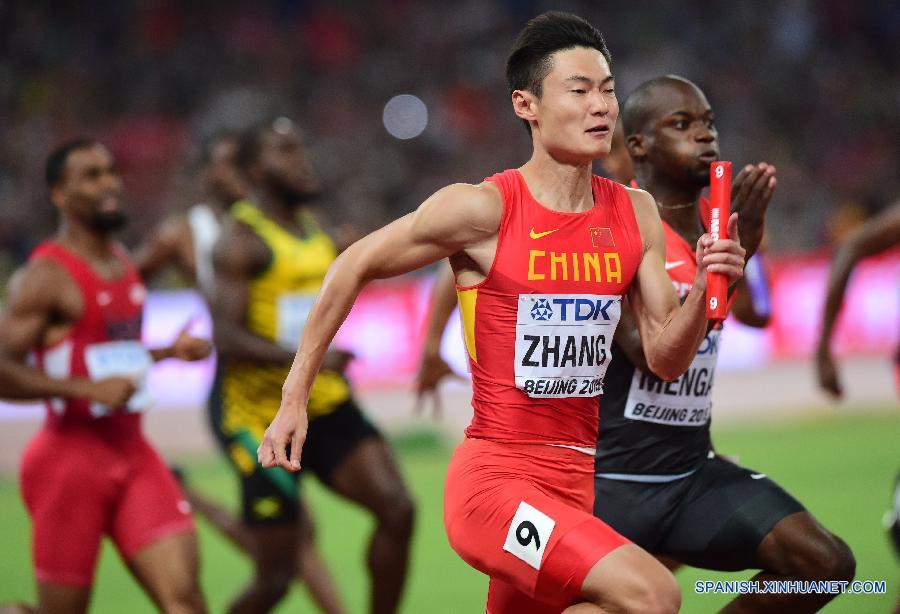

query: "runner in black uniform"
xmin=595 ymin=75 xmax=856 ymax=613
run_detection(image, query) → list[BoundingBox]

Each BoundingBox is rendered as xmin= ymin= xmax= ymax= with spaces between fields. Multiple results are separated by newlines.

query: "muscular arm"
xmin=421 ymin=264 xmax=458 ymax=364
xmin=414 ymin=263 xmax=460 ymax=406
xmin=209 ymin=221 xmax=296 ymax=365
xmin=816 ymin=202 xmax=900 ymax=396
xmin=282 ymin=183 xmax=500 ymax=408
xmin=133 ymin=215 xmax=193 ymax=282
xmin=625 ymin=188 xmax=745 ymax=380
xmin=0 ymin=262 xmax=97 ymax=400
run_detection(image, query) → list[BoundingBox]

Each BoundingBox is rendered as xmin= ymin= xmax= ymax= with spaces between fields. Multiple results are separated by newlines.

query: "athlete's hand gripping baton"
xmin=706 ymin=161 xmax=731 ymax=321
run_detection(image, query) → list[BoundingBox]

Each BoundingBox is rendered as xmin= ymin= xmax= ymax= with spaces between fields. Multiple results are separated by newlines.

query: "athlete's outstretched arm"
xmin=414 ymin=263 xmax=461 ymax=417
xmin=816 ymin=201 xmax=900 ymax=398
xmin=0 ymin=261 xmax=135 ymax=406
xmin=625 ymin=188 xmax=745 ymax=381
xmin=133 ymin=215 xmax=192 ymax=282
xmin=259 ymin=183 xmax=501 ymax=471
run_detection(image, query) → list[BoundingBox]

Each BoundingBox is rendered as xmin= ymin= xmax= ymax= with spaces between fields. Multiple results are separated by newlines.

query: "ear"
xmin=49 ymin=184 xmax=65 ymax=209
xmin=511 ymin=89 xmax=538 ymax=126
xmin=626 ymin=133 xmax=648 ymax=160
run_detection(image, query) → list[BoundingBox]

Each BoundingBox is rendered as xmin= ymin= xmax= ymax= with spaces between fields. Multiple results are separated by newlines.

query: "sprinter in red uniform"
xmin=259 ymin=12 xmax=746 ymax=613
xmin=0 ymin=140 xmax=211 ymax=613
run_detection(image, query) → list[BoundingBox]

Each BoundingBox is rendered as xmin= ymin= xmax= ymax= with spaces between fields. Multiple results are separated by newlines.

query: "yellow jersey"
xmin=221 ymin=200 xmax=351 ymax=439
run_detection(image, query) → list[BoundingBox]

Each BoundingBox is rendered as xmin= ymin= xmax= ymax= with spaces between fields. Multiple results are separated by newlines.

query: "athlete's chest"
xmin=494 ymin=210 xmax=635 ymax=296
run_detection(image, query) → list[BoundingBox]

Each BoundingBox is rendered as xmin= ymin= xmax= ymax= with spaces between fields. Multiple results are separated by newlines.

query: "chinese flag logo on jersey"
xmin=590 ymin=227 xmax=614 ymax=248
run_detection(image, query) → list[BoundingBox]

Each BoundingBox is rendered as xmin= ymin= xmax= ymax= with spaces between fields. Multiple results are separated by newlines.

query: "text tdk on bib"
xmin=515 ymin=294 xmax=620 ymax=398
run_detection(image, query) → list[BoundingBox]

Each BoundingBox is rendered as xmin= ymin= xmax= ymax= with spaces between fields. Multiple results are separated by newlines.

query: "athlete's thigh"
xmin=109 ymin=440 xmax=195 ymax=561
xmin=593 ymin=476 xmax=686 ymax=553
xmin=20 ymin=432 xmax=111 ymax=588
xmin=447 ymin=475 xmax=629 ymax=608
xmin=327 ymin=437 xmax=410 ymax=513
xmin=125 ymin=530 xmax=201 ymax=610
xmin=660 ymin=456 xmax=805 ymax=570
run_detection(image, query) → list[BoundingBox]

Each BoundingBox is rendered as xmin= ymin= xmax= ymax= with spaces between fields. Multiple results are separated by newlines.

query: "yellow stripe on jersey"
xmin=222 ymin=201 xmax=350 ymax=434
xmin=457 ymin=287 xmax=478 ymax=363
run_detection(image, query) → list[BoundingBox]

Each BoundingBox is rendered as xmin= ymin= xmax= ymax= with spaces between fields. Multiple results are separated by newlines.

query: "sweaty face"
xmin=640 ymin=82 xmax=719 ymax=187
xmin=53 ymin=145 xmax=126 ymax=233
xmin=255 ymin=127 xmax=320 ymax=205
xmin=528 ymin=47 xmax=618 ymax=163
xmin=205 ymin=139 xmax=247 ymax=206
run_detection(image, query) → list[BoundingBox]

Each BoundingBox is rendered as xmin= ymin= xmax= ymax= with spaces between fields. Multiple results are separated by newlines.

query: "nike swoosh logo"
xmin=750 ymin=473 xmax=767 ymax=480
xmin=530 ymin=228 xmax=559 ymax=240
xmin=664 ymin=260 xmax=685 ymax=271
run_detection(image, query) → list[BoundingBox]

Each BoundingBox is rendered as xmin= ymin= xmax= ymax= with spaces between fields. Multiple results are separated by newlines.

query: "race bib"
xmin=514 ymin=294 xmax=620 ymax=398
xmin=503 ymin=501 xmax=555 ymax=570
xmin=276 ymin=293 xmax=317 ymax=350
xmin=624 ymin=329 xmax=720 ymax=426
xmin=83 ymin=340 xmax=153 ymax=417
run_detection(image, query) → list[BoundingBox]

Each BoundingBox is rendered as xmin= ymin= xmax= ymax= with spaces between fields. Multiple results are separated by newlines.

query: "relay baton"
xmin=706 ymin=161 xmax=731 ymax=321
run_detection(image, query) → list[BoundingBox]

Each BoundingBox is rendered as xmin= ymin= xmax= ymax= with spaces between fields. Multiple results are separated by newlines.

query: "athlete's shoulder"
xmin=623 ymin=185 xmax=657 ymax=214
xmin=5 ymin=256 xmax=73 ymax=313
xmin=415 ymin=181 xmax=503 ymax=239
xmin=213 ymin=215 xmax=269 ymax=276
xmin=622 ymin=186 xmax=663 ymax=253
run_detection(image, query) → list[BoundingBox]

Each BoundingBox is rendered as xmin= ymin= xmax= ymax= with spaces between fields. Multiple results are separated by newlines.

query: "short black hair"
xmin=45 ymin=138 xmax=100 ymax=187
xmin=622 ymin=75 xmax=699 ymax=137
xmin=506 ymin=12 xmax=611 ymax=131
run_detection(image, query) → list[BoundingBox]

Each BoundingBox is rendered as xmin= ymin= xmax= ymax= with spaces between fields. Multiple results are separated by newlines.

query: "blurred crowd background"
xmin=1 ymin=0 xmax=899 ymax=286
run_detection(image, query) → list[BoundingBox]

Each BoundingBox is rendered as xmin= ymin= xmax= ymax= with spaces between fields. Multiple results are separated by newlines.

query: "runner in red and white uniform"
xmin=0 ymin=139 xmax=211 ymax=613
xmin=258 ymin=12 xmax=746 ymax=613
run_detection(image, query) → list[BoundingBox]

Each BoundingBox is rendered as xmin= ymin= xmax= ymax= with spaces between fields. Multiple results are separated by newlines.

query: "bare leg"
xmin=27 ymin=584 xmax=91 ymax=614
xmin=226 ymin=524 xmax=296 ymax=614
xmin=181 ymin=483 xmax=253 ymax=552
xmin=296 ymin=499 xmax=345 ymax=614
xmin=181 ymin=475 xmax=343 ymax=612
xmin=576 ymin=544 xmax=680 ymax=614
xmin=721 ymin=512 xmax=855 ymax=613
xmin=125 ymin=530 xmax=205 ymax=614
xmin=328 ymin=439 xmax=414 ymax=614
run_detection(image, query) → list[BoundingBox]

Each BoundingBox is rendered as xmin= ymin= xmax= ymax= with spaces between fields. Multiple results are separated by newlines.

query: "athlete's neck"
xmin=519 ymin=155 xmax=594 ymax=213
xmin=56 ymin=221 xmax=116 ymax=262
xmin=253 ymin=189 xmax=309 ymax=236
xmin=635 ymin=167 xmax=704 ymax=242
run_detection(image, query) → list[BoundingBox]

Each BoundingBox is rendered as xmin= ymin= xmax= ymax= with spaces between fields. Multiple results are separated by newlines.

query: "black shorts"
xmin=594 ymin=455 xmax=806 ymax=570
xmin=210 ymin=374 xmax=381 ymax=525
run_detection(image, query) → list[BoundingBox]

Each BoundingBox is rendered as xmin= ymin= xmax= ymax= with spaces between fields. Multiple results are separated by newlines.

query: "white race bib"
xmin=83 ymin=340 xmax=153 ymax=417
xmin=276 ymin=293 xmax=317 ymax=350
xmin=503 ymin=501 xmax=555 ymax=570
xmin=624 ymin=329 xmax=720 ymax=426
xmin=514 ymin=294 xmax=621 ymax=398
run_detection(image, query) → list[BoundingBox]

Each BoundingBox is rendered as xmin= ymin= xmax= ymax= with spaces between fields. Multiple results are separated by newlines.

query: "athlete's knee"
xmin=583 ymin=554 xmax=680 ymax=614
xmin=253 ymin=566 xmax=295 ymax=606
xmin=616 ymin=570 xmax=680 ymax=614
xmin=156 ymin=579 xmax=206 ymax=614
xmin=800 ymin=533 xmax=856 ymax=583
xmin=767 ymin=522 xmax=856 ymax=582
xmin=373 ymin=491 xmax=415 ymax=541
